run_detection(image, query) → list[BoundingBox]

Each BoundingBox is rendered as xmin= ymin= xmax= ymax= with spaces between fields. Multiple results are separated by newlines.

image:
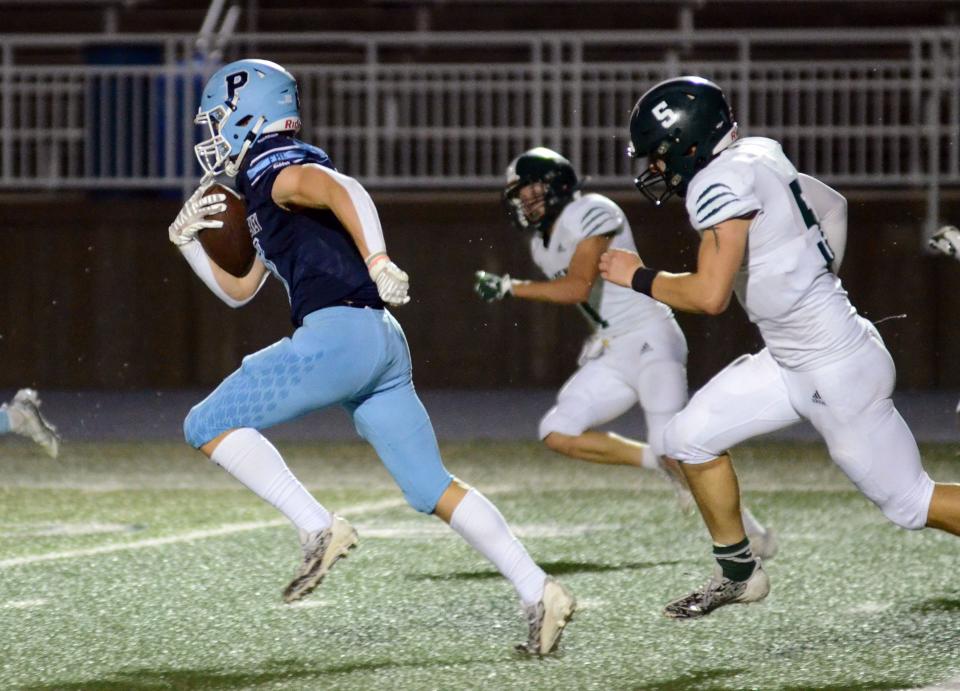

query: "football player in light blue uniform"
xmin=167 ymin=59 xmax=574 ymax=655
xmin=0 ymin=389 xmax=60 ymax=457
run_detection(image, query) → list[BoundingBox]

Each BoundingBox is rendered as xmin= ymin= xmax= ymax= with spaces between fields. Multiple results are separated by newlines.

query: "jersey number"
xmin=789 ymin=179 xmax=835 ymax=268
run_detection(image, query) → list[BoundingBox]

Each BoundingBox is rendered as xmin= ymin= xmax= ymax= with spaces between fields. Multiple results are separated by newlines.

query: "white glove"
xmin=367 ymin=252 xmax=411 ymax=306
xmin=168 ymin=185 xmax=227 ymax=246
xmin=930 ymin=225 xmax=960 ymax=259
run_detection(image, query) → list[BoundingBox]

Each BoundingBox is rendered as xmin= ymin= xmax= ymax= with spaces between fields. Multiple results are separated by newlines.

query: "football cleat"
xmin=664 ymin=560 xmax=769 ymax=619
xmin=747 ymin=527 xmax=779 ymax=561
xmin=516 ymin=577 xmax=576 ymax=656
xmin=4 ymin=389 xmax=60 ymax=458
xmin=282 ymin=514 xmax=358 ymax=604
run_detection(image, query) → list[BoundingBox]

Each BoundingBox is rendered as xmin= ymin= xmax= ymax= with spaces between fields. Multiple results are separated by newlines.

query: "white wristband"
xmin=178 ymin=241 xmax=249 ymax=308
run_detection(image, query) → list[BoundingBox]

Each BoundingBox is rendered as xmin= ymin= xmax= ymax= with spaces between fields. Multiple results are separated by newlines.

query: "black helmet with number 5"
xmin=628 ymin=76 xmax=737 ymax=205
xmin=503 ymin=147 xmax=580 ymax=234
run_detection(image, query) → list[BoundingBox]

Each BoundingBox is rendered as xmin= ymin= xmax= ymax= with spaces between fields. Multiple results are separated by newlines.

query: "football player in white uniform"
xmin=601 ymin=76 xmax=960 ymax=618
xmin=929 ymin=225 xmax=960 ymax=420
xmin=475 ymin=147 xmax=776 ymax=556
xmin=0 ymin=389 xmax=60 ymax=457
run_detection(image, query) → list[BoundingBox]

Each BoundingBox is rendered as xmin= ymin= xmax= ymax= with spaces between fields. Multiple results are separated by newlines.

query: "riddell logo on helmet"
xmin=284 ymin=118 xmax=301 ymax=130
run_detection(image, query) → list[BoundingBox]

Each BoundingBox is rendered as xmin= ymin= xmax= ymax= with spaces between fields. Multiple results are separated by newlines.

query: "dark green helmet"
xmin=503 ymin=147 xmax=579 ymax=233
xmin=628 ymin=76 xmax=736 ymax=205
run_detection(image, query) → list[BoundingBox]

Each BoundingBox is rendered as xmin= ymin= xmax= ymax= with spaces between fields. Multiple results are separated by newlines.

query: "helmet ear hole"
xmin=236 ymin=115 xmax=253 ymax=127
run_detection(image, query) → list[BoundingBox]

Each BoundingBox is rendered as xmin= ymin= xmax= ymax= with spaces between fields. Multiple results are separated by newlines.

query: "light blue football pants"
xmin=184 ymin=306 xmax=454 ymax=514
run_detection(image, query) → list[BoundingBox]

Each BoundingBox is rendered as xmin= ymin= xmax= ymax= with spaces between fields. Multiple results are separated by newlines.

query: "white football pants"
xmin=663 ymin=327 xmax=934 ymax=530
xmin=539 ymin=318 xmax=688 ymax=459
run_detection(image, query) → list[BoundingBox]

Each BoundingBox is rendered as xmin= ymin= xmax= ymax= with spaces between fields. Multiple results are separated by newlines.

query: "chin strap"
xmin=712 ymin=123 xmax=739 ymax=155
xmin=225 ymin=116 xmax=266 ymax=178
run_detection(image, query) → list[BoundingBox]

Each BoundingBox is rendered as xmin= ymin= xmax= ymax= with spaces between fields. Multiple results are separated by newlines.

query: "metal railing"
xmin=1 ymin=29 xmax=957 ymax=227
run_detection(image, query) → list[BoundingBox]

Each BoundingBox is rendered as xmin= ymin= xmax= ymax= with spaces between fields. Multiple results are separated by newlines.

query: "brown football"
xmin=198 ymin=183 xmax=256 ymax=277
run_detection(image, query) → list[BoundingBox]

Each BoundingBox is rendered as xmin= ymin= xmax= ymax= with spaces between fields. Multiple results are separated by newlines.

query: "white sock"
xmin=740 ymin=505 xmax=765 ymax=536
xmin=210 ymin=428 xmax=331 ymax=534
xmin=639 ymin=443 xmax=659 ymax=470
xmin=449 ymin=489 xmax=546 ymax=607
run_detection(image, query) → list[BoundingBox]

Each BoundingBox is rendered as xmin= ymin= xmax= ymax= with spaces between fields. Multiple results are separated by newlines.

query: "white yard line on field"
xmin=908 ymin=679 xmax=960 ymax=691
xmin=1 ymin=522 xmax=142 ymax=538
xmin=1 ymin=598 xmax=48 ymax=609
xmin=354 ymin=522 xmax=623 ymax=540
xmin=0 ymin=483 xmax=591 ymax=570
xmin=0 ymin=497 xmax=407 ymax=570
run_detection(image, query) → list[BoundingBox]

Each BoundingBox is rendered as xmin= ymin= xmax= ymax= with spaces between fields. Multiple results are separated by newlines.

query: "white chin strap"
xmin=224 ymin=116 xmax=266 ymax=178
xmin=712 ymin=123 xmax=738 ymax=155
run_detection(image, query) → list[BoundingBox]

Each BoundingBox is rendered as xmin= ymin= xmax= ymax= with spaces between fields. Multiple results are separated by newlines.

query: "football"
xmin=199 ymin=183 xmax=256 ymax=277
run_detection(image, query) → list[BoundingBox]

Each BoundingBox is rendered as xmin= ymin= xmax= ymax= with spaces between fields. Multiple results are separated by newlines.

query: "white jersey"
xmin=531 ymin=193 xmax=674 ymax=337
xmin=685 ymin=137 xmax=869 ymax=370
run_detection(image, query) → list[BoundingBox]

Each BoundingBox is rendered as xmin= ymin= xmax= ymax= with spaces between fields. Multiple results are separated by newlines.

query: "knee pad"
xmin=644 ymin=411 xmax=676 ymax=460
xmin=183 ymin=399 xmax=232 ymax=449
xmin=183 ymin=405 xmax=207 ymax=449
xmin=878 ymin=472 xmax=934 ymax=530
xmin=538 ymin=404 xmax=588 ymax=440
xmin=662 ymin=406 xmax=722 ymax=464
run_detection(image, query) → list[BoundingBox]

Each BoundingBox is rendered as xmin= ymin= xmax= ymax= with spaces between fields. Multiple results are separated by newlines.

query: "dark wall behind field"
xmin=1 ymin=189 xmax=958 ymax=391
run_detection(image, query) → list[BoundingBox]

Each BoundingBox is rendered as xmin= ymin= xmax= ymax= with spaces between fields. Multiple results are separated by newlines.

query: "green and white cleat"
xmin=748 ymin=527 xmax=779 ymax=562
xmin=282 ymin=514 xmax=358 ymax=604
xmin=664 ymin=561 xmax=770 ymax=620
xmin=517 ymin=577 xmax=576 ymax=656
xmin=4 ymin=389 xmax=60 ymax=458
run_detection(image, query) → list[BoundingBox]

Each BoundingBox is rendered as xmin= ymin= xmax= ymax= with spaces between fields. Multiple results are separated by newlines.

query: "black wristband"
xmin=630 ymin=267 xmax=659 ymax=296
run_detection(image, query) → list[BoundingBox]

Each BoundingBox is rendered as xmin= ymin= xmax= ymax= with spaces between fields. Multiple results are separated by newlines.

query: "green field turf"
xmin=1 ymin=439 xmax=958 ymax=691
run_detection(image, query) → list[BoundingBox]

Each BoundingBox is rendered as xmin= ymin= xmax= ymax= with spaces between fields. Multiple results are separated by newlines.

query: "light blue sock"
xmin=0 ymin=409 xmax=9 ymax=435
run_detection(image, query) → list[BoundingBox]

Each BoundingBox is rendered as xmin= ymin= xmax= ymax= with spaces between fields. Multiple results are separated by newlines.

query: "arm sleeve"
xmin=798 ymin=173 xmax=847 ymax=273
xmin=686 ymin=161 xmax=761 ymax=231
xmin=178 ymin=241 xmax=267 ymax=308
xmin=244 ymin=140 xmax=388 ymax=262
xmin=301 ymin=163 xmax=387 ymax=260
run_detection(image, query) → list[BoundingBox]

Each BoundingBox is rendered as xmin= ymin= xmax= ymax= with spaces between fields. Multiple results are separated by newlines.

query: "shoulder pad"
xmin=566 ymin=194 xmax=624 ymax=239
xmin=686 ymin=157 xmax=760 ymax=230
xmin=245 ymin=140 xmax=333 ymax=188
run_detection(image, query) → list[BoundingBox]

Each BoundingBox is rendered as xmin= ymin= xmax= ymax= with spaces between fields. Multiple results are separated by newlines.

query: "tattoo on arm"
xmin=705 ymin=212 xmax=755 ymax=252
xmin=705 ymin=226 xmax=720 ymax=251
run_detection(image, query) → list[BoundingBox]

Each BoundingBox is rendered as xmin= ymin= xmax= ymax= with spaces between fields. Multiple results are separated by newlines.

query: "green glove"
xmin=930 ymin=225 xmax=960 ymax=258
xmin=474 ymin=270 xmax=514 ymax=302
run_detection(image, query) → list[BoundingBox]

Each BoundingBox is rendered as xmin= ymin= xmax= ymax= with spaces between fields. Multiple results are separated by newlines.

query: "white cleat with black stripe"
xmin=747 ymin=527 xmax=779 ymax=561
xmin=4 ymin=389 xmax=60 ymax=458
xmin=516 ymin=578 xmax=576 ymax=656
xmin=282 ymin=514 xmax=358 ymax=604
xmin=664 ymin=561 xmax=770 ymax=620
